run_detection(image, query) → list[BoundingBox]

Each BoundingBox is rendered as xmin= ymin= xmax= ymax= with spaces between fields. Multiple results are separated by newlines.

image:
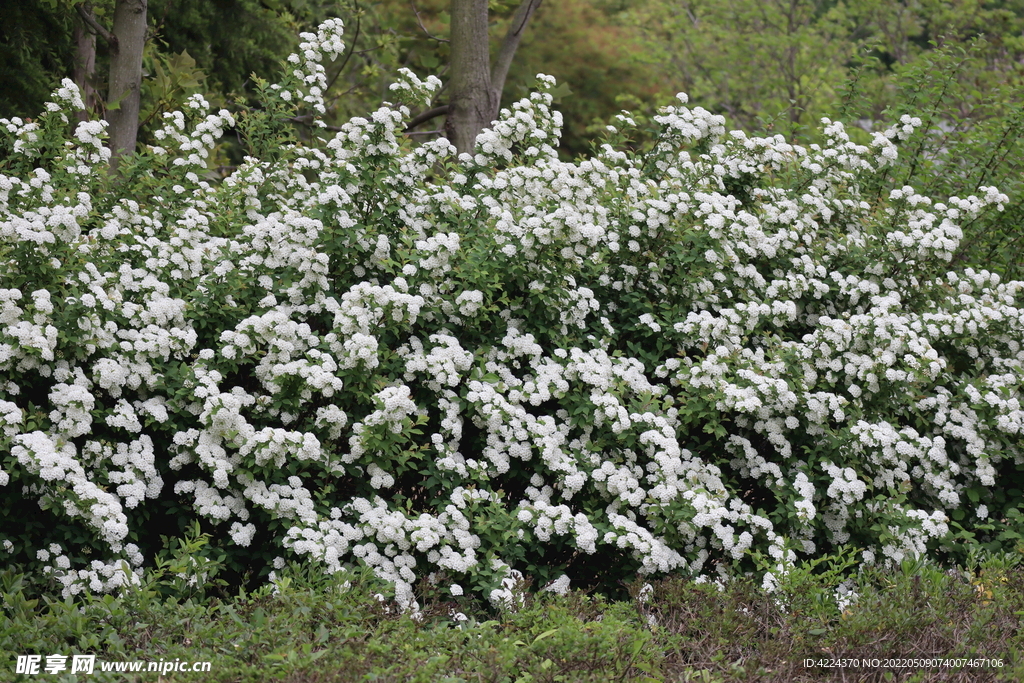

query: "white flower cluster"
xmin=473 ymin=76 xmax=563 ymax=165
xmin=2 ymin=19 xmax=1021 ymax=605
xmin=542 ymin=573 xmax=571 ymax=595
xmin=399 ymin=334 xmax=474 ymax=391
xmin=0 ymin=398 xmax=22 ymax=439
xmin=835 ymin=579 xmax=859 ymax=613
xmin=12 ymin=432 xmax=133 ymax=551
xmin=488 ymin=560 xmax=527 ymax=611
xmin=40 ymin=542 xmax=143 ymax=599
xmin=152 ymin=95 xmax=235 ymax=168
xmin=71 ymin=119 xmax=111 ymax=170
xmin=653 ymin=93 xmax=726 ymax=148
xmin=275 ymin=18 xmax=346 ymax=119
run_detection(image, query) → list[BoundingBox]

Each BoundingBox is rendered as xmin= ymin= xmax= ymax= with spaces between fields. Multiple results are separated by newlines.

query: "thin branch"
xmin=325 ymin=82 xmax=366 ymax=109
xmin=428 ymin=75 xmax=450 ymax=104
xmin=347 ymin=46 xmax=389 ymax=57
xmin=286 ymin=116 xmax=344 ymax=132
xmin=404 ymin=104 xmax=449 ymax=131
xmin=412 ymin=1 xmax=449 ymax=42
xmin=490 ymin=0 xmax=543 ymax=102
xmin=404 ymin=129 xmax=443 ymax=136
xmin=326 ymin=3 xmax=361 ymax=94
xmin=75 ymin=2 xmax=118 ymax=50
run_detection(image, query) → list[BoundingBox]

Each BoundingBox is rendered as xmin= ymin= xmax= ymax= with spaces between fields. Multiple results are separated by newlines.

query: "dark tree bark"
xmin=105 ymin=0 xmax=148 ymax=166
xmin=446 ymin=0 xmax=494 ymax=155
xmin=76 ymin=0 xmax=148 ymax=168
xmin=72 ymin=13 xmax=98 ymax=122
xmin=444 ymin=0 xmax=542 ymax=156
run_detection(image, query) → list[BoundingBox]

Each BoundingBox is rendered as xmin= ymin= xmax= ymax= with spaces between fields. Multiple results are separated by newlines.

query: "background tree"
xmin=4 ymin=0 xmax=1023 ymax=162
xmin=2 ymin=0 xmax=335 ymax=160
xmin=76 ymin=0 xmax=149 ymax=164
xmin=504 ymin=0 xmax=663 ymax=156
xmin=72 ymin=5 xmax=98 ymax=120
xmin=0 ymin=1 xmax=76 ymax=120
xmin=444 ymin=0 xmax=542 ymax=154
xmin=401 ymin=0 xmax=661 ymax=157
xmin=628 ymin=0 xmax=864 ymax=136
xmin=626 ymin=0 xmax=1024 ymax=136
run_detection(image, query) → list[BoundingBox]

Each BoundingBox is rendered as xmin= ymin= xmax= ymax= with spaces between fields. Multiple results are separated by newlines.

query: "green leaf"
xmin=548 ymin=82 xmax=573 ymax=103
xmin=169 ymin=50 xmax=197 ymax=72
xmin=532 ymin=628 xmax=559 ymax=645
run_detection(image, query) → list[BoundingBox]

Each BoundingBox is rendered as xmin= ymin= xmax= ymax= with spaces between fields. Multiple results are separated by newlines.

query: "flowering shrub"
xmin=2 ymin=20 xmax=1022 ymax=610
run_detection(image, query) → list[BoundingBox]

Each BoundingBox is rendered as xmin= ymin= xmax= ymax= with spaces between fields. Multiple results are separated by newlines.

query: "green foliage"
xmin=627 ymin=0 xmax=1024 ymax=137
xmin=5 ymin=0 xmax=1024 ymax=163
xmin=0 ymin=0 xmax=76 ymax=120
xmin=2 ymin=553 xmax=1023 ymax=681
xmin=750 ymin=542 xmax=861 ymax=628
xmin=862 ymin=45 xmax=1024 ymax=280
xmin=148 ymin=0 xmax=315 ymax=98
xmin=504 ymin=0 xmax=665 ymax=157
xmin=630 ymin=0 xmax=861 ymax=137
xmin=139 ymin=46 xmax=209 ymax=131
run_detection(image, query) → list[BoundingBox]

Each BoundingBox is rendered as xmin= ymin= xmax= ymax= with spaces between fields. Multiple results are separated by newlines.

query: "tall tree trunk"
xmin=105 ymin=0 xmax=148 ymax=166
xmin=445 ymin=0 xmax=542 ymax=156
xmin=446 ymin=0 xmax=495 ymax=156
xmin=73 ymin=18 xmax=97 ymax=123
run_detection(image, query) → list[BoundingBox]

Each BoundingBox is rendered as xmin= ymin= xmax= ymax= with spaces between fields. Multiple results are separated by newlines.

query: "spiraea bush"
xmin=1 ymin=20 xmax=1022 ymax=613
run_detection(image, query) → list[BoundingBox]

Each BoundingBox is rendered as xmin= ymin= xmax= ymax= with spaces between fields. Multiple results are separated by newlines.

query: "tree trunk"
xmin=489 ymin=0 xmax=542 ymax=108
xmin=446 ymin=0 xmax=495 ymax=156
xmin=73 ymin=17 xmax=97 ymax=122
xmin=445 ymin=0 xmax=542 ymax=156
xmin=105 ymin=0 xmax=148 ymax=166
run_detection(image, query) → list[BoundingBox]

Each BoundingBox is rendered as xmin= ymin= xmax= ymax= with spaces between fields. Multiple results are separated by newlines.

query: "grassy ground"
xmin=3 ymin=554 xmax=1022 ymax=683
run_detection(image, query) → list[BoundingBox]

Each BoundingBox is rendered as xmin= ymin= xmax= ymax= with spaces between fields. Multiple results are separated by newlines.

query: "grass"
xmin=2 ymin=552 xmax=1023 ymax=682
